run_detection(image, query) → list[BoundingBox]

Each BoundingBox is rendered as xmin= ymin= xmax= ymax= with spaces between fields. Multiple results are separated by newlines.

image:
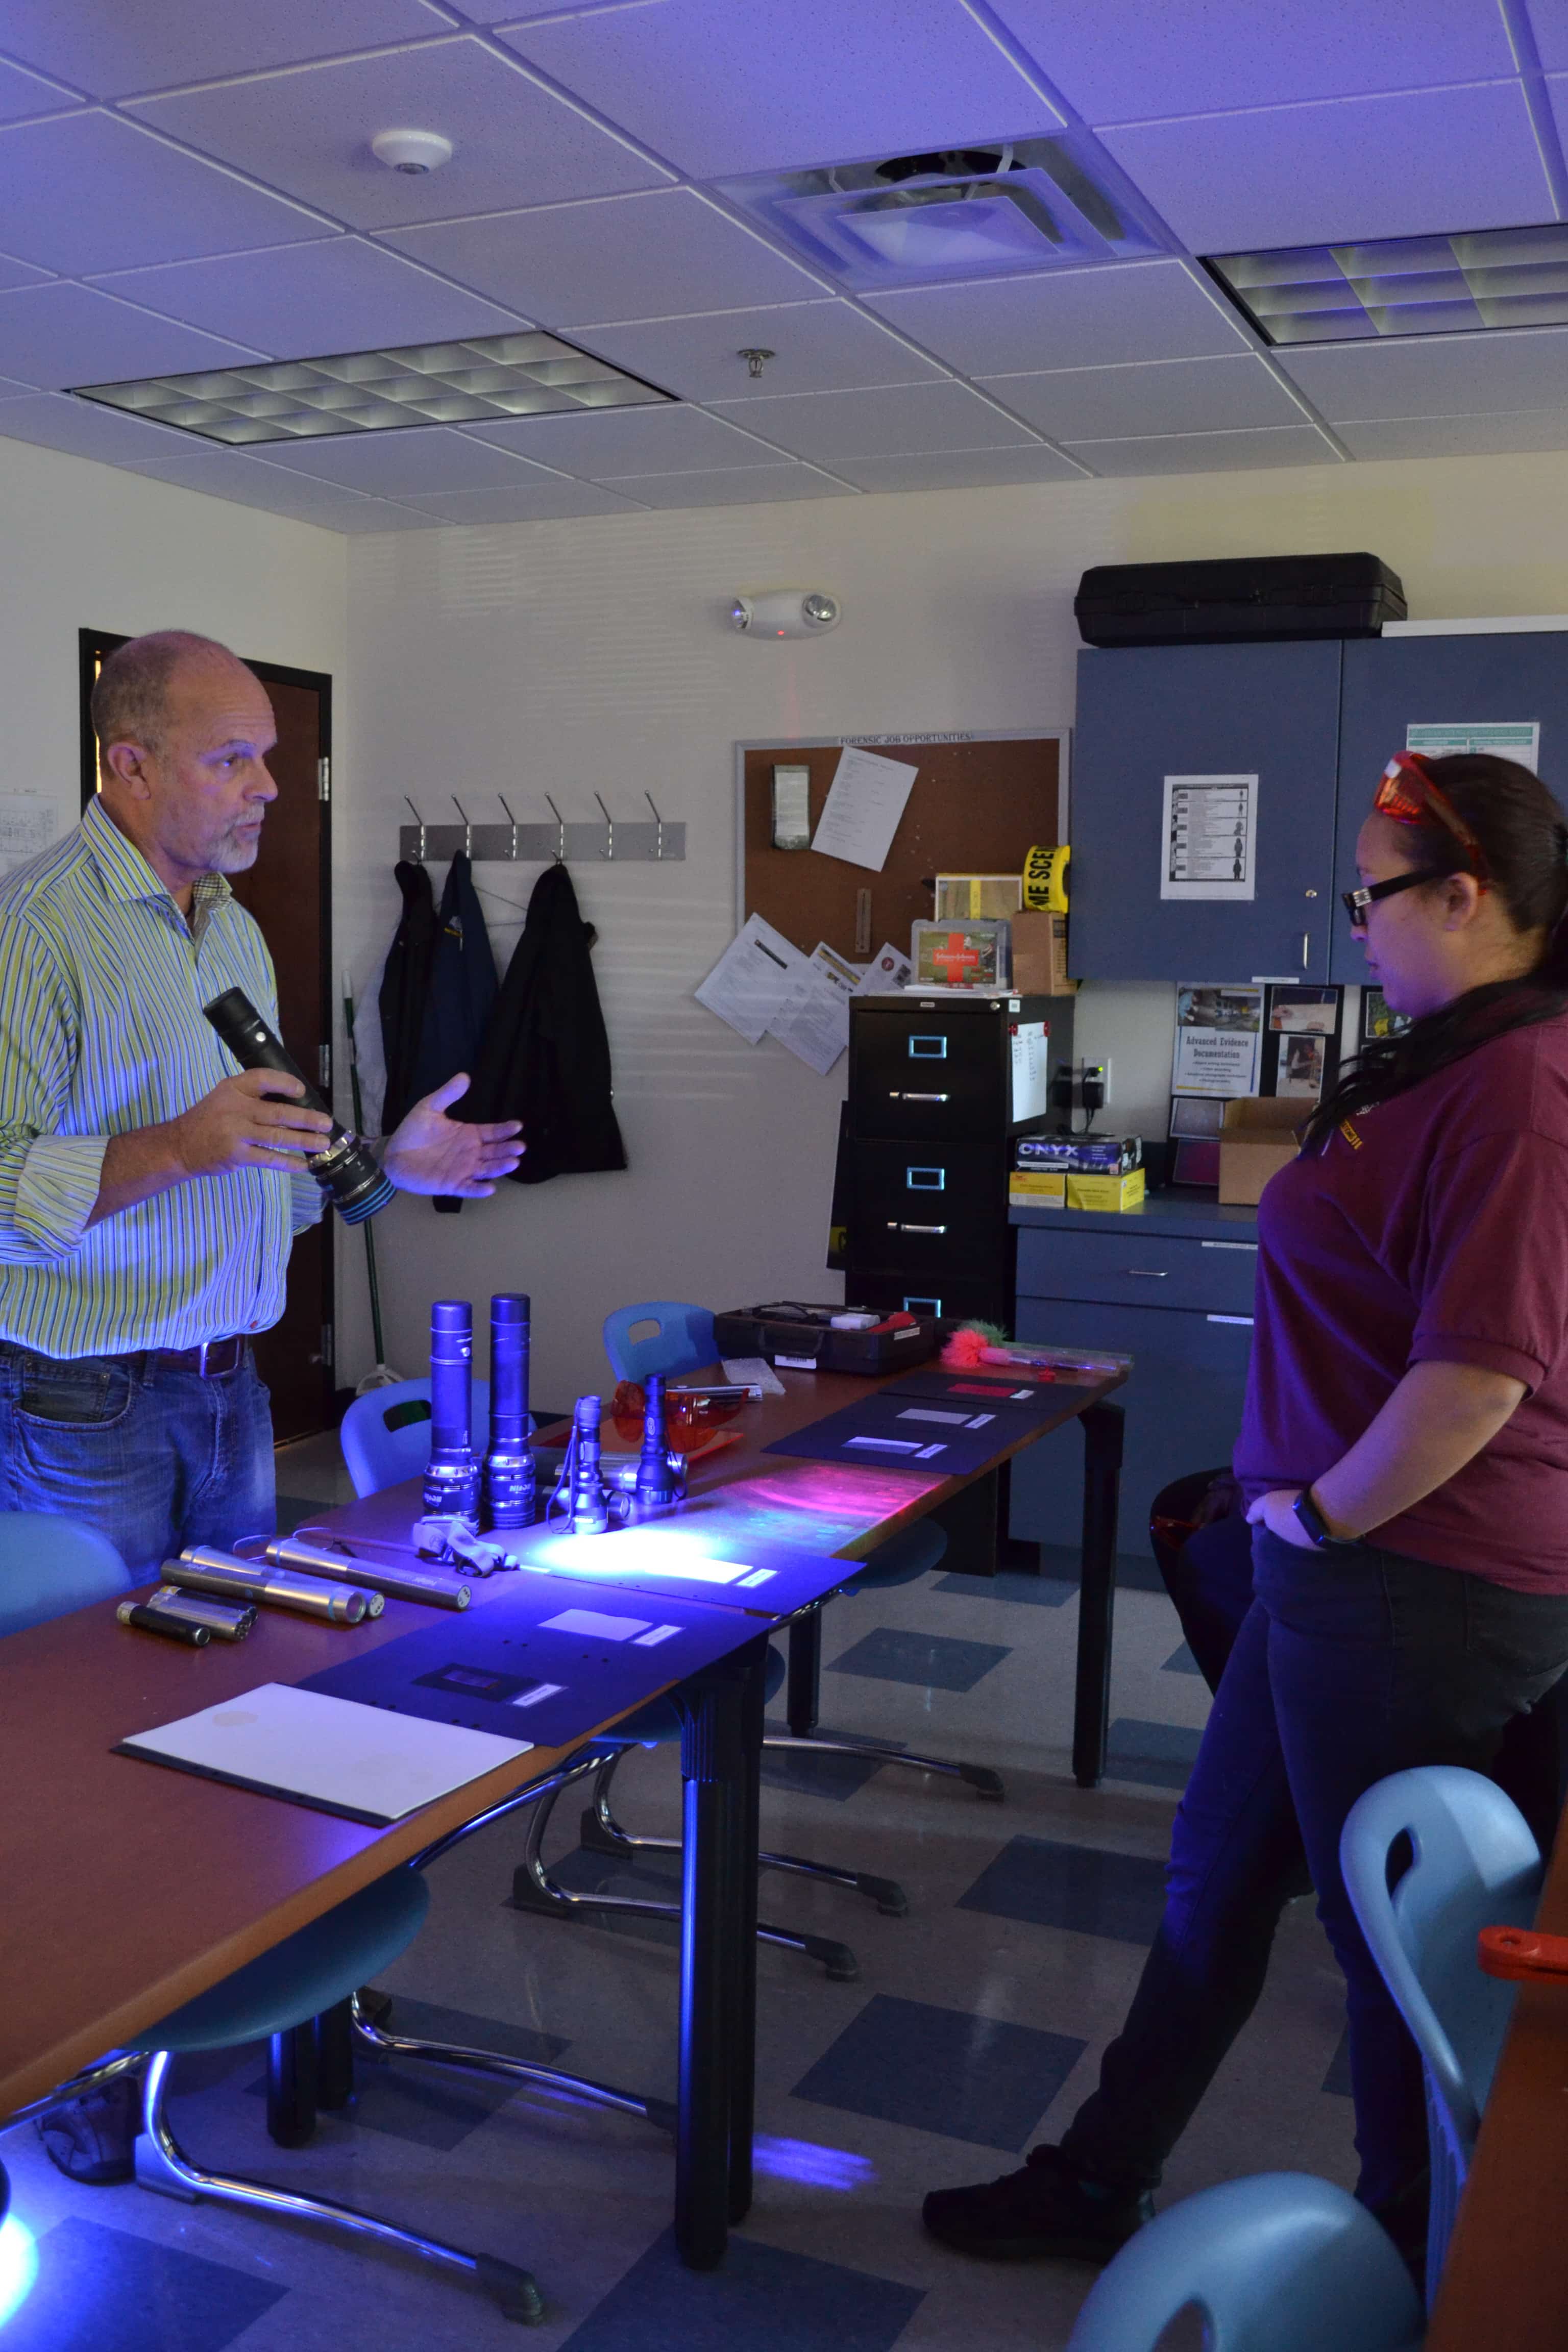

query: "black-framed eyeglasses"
xmin=1341 ymin=869 xmax=1444 ymax=930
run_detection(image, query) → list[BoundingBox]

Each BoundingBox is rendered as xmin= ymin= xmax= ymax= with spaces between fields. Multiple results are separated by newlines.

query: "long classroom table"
xmin=0 ymin=1358 xmax=1123 ymax=2282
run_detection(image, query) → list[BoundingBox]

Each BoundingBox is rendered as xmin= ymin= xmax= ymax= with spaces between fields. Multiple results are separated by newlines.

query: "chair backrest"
xmin=602 ymin=1300 xmax=717 ymax=1384
xmin=1340 ymin=1764 xmax=1540 ymax=2304
xmin=0 ymin=1511 xmax=131 ymax=1638
xmin=339 ymin=1377 xmax=492 ymax=1500
xmin=1064 ymin=2172 xmax=1423 ymax=2352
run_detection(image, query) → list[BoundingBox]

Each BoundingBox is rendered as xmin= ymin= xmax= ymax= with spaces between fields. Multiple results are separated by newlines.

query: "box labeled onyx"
xmin=1015 ymin=1134 xmax=1142 ymax=1175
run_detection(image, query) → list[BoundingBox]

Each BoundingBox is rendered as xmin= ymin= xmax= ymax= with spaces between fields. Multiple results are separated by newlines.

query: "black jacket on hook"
xmin=378 ymin=860 xmax=438 ymax=1134
xmin=411 ymin=851 xmax=498 ymax=1107
xmin=470 ymin=860 xmax=626 ymax=1184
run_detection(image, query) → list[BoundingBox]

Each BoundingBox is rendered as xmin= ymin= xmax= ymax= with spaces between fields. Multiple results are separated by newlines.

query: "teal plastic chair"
xmin=0 ymin=1511 xmax=130 ymax=1636
xmin=602 ymin=1302 xmax=716 ymax=1385
xmin=340 ymin=1377 xmax=491 ymax=1500
xmin=1341 ymin=1764 xmax=1541 ymax=2308
xmin=1065 ymin=2172 xmax=1423 ymax=2350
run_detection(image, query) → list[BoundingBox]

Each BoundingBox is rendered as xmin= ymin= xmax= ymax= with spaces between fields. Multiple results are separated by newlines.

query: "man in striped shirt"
xmin=0 ymin=629 xmax=521 ymax=1590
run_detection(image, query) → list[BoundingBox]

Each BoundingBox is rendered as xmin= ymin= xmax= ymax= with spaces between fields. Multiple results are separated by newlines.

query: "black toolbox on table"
xmin=1074 ymin=553 xmax=1406 ymax=648
xmin=715 ymin=1302 xmax=938 ymax=1375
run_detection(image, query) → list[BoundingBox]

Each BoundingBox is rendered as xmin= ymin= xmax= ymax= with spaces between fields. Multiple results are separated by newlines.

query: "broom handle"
xmin=341 ymin=972 xmax=388 ymax=1366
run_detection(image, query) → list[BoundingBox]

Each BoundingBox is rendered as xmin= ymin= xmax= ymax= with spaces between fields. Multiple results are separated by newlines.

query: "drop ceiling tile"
xmin=0 ymin=112 xmax=327 ymax=276
xmin=385 ymin=189 xmax=824 ymax=326
xmin=707 ymin=379 xmax=1039 ymax=461
xmin=1279 ymin=327 xmax=1568 ymax=420
xmin=128 ymin=36 xmax=668 ymax=234
xmin=0 ymin=2 xmax=452 ymax=99
xmin=118 ymin=445 xmax=438 ymax=529
xmin=0 ymin=390 xmax=200 ymax=464
xmin=464 ymin=402 xmax=784 ymax=475
xmin=828 ymin=445 xmax=1088 ymax=491
xmin=0 ymin=54 xmax=78 ymax=121
xmin=93 ymin=238 xmax=527 ymax=357
xmin=399 ymin=477 xmax=648 ymax=519
xmin=598 ymin=463 xmax=856 ymax=508
xmin=0 ymin=282 xmax=263 ymax=390
xmin=987 ymin=0 xmax=1515 ymax=124
xmin=0 ymin=250 xmax=51 ymax=293
xmin=1100 ymin=82 xmax=1549 ymax=252
xmin=1521 ymin=5 xmax=1568 ymax=72
xmin=1336 ymin=410 xmax=1568 ymax=459
xmin=572 ymin=300 xmax=942 ymax=401
xmin=1542 ymin=73 xmax=1568 ymax=162
xmin=979 ymin=354 xmax=1303 ymax=441
xmin=500 ymin=0 xmax=1061 ymax=181
xmin=864 ymin=261 xmax=1251 ymax=375
xmin=245 ymin=423 xmax=552 ymax=494
xmin=1064 ymin=424 xmax=1342 ymax=475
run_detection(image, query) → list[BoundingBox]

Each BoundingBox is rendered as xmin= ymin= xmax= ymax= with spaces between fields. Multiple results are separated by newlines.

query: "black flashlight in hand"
xmin=203 ymin=988 xmax=395 ymax=1224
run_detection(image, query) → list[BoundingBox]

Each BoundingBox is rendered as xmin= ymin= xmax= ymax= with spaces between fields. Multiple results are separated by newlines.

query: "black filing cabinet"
xmin=844 ymin=994 xmax=1073 ymax=1326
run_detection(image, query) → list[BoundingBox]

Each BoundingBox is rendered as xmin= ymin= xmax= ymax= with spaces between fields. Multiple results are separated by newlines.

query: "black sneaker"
xmin=36 ymin=2076 xmax=140 ymax=2186
xmin=922 ymin=2142 xmax=1153 ymax=2263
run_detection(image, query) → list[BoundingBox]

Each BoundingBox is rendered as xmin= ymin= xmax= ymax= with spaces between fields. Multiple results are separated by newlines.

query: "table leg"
xmin=1073 ymin=1401 xmax=1124 ymax=1791
xmin=315 ymin=1998 xmax=355 ymax=2112
xmin=266 ymin=2023 xmax=317 ymax=2148
xmin=786 ymin=1610 xmax=821 ymax=1736
xmin=729 ymin=1635 xmax=767 ymax=2224
xmin=675 ymin=1655 xmax=746 ymax=2269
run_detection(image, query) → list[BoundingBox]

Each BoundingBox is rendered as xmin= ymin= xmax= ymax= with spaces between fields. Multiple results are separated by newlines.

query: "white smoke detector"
xmin=371 ymin=129 xmax=454 ymax=175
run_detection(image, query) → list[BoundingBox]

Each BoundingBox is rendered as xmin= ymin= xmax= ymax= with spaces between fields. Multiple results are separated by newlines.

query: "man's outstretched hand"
xmin=381 ymin=1074 xmax=524 ymax=1197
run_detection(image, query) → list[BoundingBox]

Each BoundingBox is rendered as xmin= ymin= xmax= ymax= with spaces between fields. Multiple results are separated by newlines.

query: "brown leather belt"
xmin=141 ymin=1336 xmax=247 ymax=1378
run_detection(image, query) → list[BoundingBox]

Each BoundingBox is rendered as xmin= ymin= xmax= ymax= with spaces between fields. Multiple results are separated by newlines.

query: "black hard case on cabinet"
xmin=843 ymin=994 xmax=1072 ymax=1328
xmin=1074 ymin=553 xmax=1405 ymax=648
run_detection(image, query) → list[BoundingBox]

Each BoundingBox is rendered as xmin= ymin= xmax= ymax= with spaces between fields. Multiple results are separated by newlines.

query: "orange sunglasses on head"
xmin=1373 ymin=753 xmax=1488 ymax=879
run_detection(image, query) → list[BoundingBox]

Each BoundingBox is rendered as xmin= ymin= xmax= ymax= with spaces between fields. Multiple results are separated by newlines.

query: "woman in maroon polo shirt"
xmin=924 ymin=751 xmax=1568 ymax=2283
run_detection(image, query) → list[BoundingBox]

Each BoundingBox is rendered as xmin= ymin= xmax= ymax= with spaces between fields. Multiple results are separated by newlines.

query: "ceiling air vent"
xmin=1206 ymin=223 xmax=1568 ymax=345
xmin=720 ymin=135 xmax=1166 ymax=290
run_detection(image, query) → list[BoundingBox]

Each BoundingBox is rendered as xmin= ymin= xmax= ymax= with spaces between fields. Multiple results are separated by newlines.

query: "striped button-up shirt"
xmin=0 ymin=797 xmax=321 ymax=1358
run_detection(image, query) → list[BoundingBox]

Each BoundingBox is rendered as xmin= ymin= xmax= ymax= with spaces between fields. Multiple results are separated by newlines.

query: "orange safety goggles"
xmin=1373 ymin=752 xmax=1488 ymax=882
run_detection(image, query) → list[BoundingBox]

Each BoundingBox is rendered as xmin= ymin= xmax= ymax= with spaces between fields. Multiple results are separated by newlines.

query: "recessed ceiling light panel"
xmin=719 ymin=134 xmax=1166 ymax=290
xmin=71 ymin=330 xmax=670 ymax=446
xmin=1206 ymin=222 xmax=1568 ymax=345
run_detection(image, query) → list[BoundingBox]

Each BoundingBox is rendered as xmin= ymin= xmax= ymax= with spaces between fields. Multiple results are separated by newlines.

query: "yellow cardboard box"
xmin=1218 ymin=1097 xmax=1303 ymax=1206
xmin=1065 ymin=1168 xmax=1147 ymax=1213
xmin=1009 ymin=1169 xmax=1067 ymax=1207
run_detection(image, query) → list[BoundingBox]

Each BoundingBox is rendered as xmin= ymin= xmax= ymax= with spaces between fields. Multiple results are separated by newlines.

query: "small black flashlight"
xmin=203 ymin=988 xmax=394 ymax=1224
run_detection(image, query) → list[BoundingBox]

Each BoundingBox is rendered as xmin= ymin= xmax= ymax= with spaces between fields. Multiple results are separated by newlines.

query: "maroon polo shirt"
xmin=1234 ymin=1011 xmax=1568 ymax=1592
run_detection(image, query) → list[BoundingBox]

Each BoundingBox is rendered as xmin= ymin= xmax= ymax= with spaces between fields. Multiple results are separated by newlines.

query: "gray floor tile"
xmin=560 ymin=2227 xmax=923 ymax=2351
xmin=957 ymin=1835 xmax=1168 ymax=1945
xmin=1 ymin=2217 xmax=286 ymax=2352
xmin=827 ymin=1629 xmax=1011 ymax=1694
xmin=791 ymin=1993 xmax=1085 ymax=2152
xmin=242 ymin=1997 xmax=573 ymax=2151
xmin=934 ymin=1570 xmax=1075 ymax=1607
xmin=1162 ymin=1643 xmax=1203 ymax=1676
xmin=1106 ymin=1718 xmax=1204 ymax=1791
xmin=1321 ymin=2029 xmax=1354 ymax=2097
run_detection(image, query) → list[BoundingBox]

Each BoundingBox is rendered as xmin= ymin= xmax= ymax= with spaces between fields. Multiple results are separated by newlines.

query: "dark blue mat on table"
xmin=762 ymin=1392 xmax=1039 ymax=1477
xmin=881 ymin=1366 xmax=1098 ymax=1420
xmin=498 ymin=1523 xmax=859 ymax=1619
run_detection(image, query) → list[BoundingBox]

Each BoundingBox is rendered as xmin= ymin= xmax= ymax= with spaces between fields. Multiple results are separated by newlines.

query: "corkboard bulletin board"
xmin=737 ymin=731 xmax=1068 ymax=963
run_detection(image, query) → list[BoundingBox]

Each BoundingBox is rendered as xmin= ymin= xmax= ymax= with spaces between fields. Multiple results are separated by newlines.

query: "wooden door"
xmin=79 ymin=633 xmax=335 ymax=1441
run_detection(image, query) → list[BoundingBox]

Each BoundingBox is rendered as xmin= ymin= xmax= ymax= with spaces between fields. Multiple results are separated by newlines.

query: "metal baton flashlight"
xmin=484 ymin=1292 xmax=536 ymax=1529
xmin=203 ymin=988 xmax=395 ymax=1224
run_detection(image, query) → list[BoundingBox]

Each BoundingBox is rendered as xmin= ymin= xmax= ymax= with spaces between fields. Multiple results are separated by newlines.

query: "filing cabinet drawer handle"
xmin=1207 ymin=1313 xmax=1255 ymax=1327
xmin=906 ymin=1167 xmax=945 ymax=1190
xmin=908 ymin=1036 xmax=947 ymax=1059
xmin=1201 ymin=1240 xmax=1258 ymax=1253
xmin=1124 ymin=1268 xmax=1168 ymax=1278
xmin=890 ymin=1090 xmax=951 ymax=1102
xmin=888 ymin=1221 xmax=947 ymax=1235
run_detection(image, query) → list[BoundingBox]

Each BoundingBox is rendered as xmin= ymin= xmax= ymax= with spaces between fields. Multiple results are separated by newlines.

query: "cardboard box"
xmin=1218 ymin=1097 xmax=1304 ymax=1205
xmin=1016 ymin=1133 xmax=1142 ymax=1174
xmin=1066 ymin=1167 xmax=1147 ymax=1213
xmin=1009 ymin=1169 xmax=1067 ymax=1207
xmin=1010 ymin=909 xmax=1077 ymax=996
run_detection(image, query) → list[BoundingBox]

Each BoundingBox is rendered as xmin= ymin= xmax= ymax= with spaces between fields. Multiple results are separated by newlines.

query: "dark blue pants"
xmin=0 ymin=1341 xmax=275 ymax=1584
xmin=1061 ymin=1528 xmax=1568 ymax=2227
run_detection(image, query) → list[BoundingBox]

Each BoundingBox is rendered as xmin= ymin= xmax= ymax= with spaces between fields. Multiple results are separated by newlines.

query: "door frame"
xmin=78 ymin=626 xmax=337 ymax=1415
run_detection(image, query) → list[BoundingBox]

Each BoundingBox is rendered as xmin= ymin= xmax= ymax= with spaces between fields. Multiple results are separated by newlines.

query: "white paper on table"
xmin=855 ymin=941 xmax=913 ymax=994
xmin=0 ymin=793 xmax=60 ymax=878
xmin=810 ymin=745 xmax=918 ymax=872
xmin=722 ymin=1355 xmax=786 ymax=1395
xmin=115 ymin=1681 xmax=534 ymax=1826
xmin=694 ymin=913 xmax=807 ymax=1043
xmin=766 ymin=964 xmax=850 ymax=1074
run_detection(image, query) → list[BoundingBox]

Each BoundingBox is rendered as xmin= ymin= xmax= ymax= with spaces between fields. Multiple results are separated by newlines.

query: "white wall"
xmin=339 ymin=447 xmax=1568 ymax=1404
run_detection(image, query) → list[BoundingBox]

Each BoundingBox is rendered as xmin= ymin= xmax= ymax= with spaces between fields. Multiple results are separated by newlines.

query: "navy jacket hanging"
xmin=410 ymin=852 xmax=498 ymax=1104
xmin=377 ymin=860 xmax=438 ymax=1134
xmin=470 ymin=860 xmax=626 ymax=1184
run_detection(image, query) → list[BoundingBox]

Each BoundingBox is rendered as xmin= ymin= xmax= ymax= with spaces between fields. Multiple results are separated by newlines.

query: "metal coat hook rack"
xmin=398 ymin=791 xmax=685 ymax=865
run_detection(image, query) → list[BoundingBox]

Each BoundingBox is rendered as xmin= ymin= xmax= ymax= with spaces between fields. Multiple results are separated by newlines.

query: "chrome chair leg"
xmin=349 ymin=1993 xmax=676 ymax=2134
xmin=763 ymin=1731 xmax=1004 ymax=1800
xmin=579 ymin=1753 xmax=907 ymax=1916
xmin=134 ymin=2050 xmax=543 ymax=2323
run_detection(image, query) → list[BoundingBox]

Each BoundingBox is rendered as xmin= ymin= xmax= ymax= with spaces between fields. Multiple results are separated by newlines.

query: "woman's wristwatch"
xmin=1292 ymin=1487 xmax=1351 ymax=1548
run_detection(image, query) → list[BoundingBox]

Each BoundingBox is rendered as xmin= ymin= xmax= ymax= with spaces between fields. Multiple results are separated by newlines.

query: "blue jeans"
xmin=0 ymin=1342 xmax=275 ymax=1583
xmin=1061 ymin=1528 xmax=1568 ymax=2231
